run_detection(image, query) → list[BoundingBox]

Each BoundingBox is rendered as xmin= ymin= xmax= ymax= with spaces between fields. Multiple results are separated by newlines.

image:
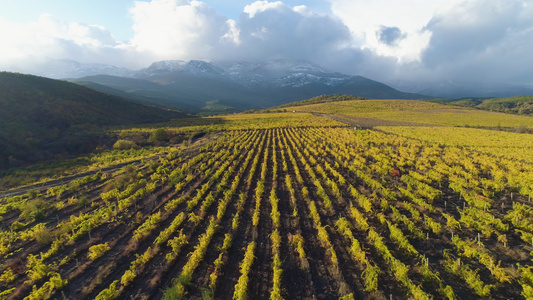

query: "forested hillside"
xmin=439 ymin=95 xmax=533 ymax=116
xmin=0 ymin=72 xmax=187 ymax=168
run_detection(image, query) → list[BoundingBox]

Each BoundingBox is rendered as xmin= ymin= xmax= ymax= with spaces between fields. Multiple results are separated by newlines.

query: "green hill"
xmin=0 ymin=72 xmax=187 ymax=168
xmin=440 ymin=95 xmax=533 ymax=115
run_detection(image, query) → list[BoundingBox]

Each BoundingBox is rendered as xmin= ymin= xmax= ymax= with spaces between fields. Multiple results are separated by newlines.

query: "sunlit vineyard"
xmin=280 ymin=99 xmax=533 ymax=128
xmin=2 ymin=116 xmax=533 ymax=300
xmin=379 ymin=126 xmax=533 ymax=163
xmin=119 ymin=112 xmax=346 ymax=135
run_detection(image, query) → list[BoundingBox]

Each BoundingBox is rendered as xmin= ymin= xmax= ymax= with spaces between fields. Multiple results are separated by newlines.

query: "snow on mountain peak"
xmin=138 ymin=60 xmax=225 ymax=77
xmin=145 ymin=60 xmax=186 ymax=73
xmin=42 ymin=58 xmax=353 ymax=89
xmin=180 ymin=60 xmax=225 ymax=75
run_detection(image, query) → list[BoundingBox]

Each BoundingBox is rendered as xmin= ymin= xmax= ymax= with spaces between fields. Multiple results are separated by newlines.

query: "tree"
xmin=149 ymin=128 xmax=168 ymax=143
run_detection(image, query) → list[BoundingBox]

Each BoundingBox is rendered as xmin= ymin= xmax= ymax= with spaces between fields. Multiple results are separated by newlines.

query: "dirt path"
xmin=312 ymin=112 xmax=437 ymax=128
xmin=0 ymin=132 xmax=220 ymax=199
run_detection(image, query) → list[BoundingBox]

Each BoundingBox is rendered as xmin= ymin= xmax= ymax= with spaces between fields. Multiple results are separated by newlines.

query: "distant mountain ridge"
xmin=70 ymin=59 xmax=426 ymax=114
xmin=439 ymin=95 xmax=533 ymax=116
xmin=8 ymin=58 xmax=533 ymax=100
xmin=136 ymin=59 xmax=369 ymax=89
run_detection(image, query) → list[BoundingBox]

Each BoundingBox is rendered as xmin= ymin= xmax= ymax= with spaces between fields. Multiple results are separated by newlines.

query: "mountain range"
xmin=6 ymin=58 xmax=533 ymax=110
xmin=62 ymin=59 xmax=425 ymax=114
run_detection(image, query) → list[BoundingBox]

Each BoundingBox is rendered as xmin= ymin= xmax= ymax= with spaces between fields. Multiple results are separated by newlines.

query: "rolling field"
xmin=280 ymin=99 xmax=533 ymax=128
xmin=2 ymin=100 xmax=533 ymax=299
xmin=378 ymin=126 xmax=533 ymax=163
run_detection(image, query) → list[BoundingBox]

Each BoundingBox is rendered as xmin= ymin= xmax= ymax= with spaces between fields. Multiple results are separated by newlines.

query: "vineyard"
xmin=1 ymin=106 xmax=533 ymax=299
xmin=279 ymin=99 xmax=533 ymax=128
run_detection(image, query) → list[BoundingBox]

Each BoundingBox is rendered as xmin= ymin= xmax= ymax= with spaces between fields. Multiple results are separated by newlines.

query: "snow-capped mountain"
xmin=135 ymin=60 xmax=225 ymax=78
xmin=70 ymin=58 xmax=426 ymax=113
xmin=132 ymin=59 xmax=353 ymax=89
xmin=137 ymin=60 xmax=186 ymax=74
xmin=222 ymin=59 xmax=349 ymax=88
xmin=9 ymin=58 xmax=533 ymax=101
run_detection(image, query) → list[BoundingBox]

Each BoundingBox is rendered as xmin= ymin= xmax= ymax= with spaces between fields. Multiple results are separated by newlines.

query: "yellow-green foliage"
xmin=283 ymin=99 xmax=442 ymax=115
xmin=133 ymin=211 xmax=162 ymax=241
xmin=121 ymin=269 xmax=136 ymax=286
xmin=120 ymin=112 xmax=345 ymax=135
xmin=25 ymin=272 xmax=67 ymax=300
xmin=94 ymin=280 xmax=120 ymax=300
xmin=88 ymin=243 xmax=111 ymax=260
xmin=283 ymin=99 xmax=533 ymax=128
xmin=0 ymin=268 xmax=15 ymax=283
xmin=380 ymin=126 xmax=533 ymax=148
xmin=112 ymin=139 xmax=138 ymax=150
xmin=290 ymin=234 xmax=306 ymax=260
xmin=379 ymin=126 xmax=533 ymax=163
xmin=26 ymin=254 xmax=51 ymax=282
xmin=233 ymin=241 xmax=256 ymax=300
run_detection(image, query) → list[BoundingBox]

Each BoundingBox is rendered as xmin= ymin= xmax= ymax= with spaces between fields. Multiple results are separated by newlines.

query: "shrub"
xmin=19 ymin=199 xmax=49 ymax=222
xmin=112 ymin=139 xmax=137 ymax=150
xmin=35 ymin=227 xmax=54 ymax=245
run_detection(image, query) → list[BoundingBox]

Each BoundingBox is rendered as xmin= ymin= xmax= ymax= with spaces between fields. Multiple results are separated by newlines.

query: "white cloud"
xmin=329 ymin=0 xmax=533 ymax=87
xmin=0 ymin=14 xmax=130 ymax=70
xmin=329 ymin=0 xmax=463 ymax=62
xmin=128 ymin=0 xmax=229 ymax=61
xmin=243 ymin=1 xmax=285 ymax=18
xmin=231 ymin=1 xmax=354 ymax=63
xmin=417 ymin=0 xmax=533 ymax=83
xmin=1 ymin=0 xmax=532 ymax=90
xmin=221 ymin=19 xmax=241 ymax=44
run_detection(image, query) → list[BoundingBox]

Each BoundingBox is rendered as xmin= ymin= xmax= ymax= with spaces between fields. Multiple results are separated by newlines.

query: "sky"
xmin=1 ymin=0 xmax=532 ymax=87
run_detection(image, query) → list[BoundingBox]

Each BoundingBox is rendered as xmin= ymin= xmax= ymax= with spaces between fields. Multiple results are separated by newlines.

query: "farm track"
xmin=311 ymin=112 xmax=439 ymax=128
xmin=0 ymin=132 xmax=219 ymax=199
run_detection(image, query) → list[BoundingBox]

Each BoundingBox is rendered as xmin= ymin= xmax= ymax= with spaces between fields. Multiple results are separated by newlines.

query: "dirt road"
xmin=0 ymin=132 xmax=219 ymax=199
xmin=312 ymin=112 xmax=435 ymax=128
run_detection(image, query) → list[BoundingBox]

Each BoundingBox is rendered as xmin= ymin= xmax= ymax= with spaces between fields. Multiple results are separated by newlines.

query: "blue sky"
xmin=0 ymin=0 xmax=330 ymax=41
xmin=0 ymin=0 xmax=134 ymax=40
xmin=0 ymin=0 xmax=532 ymax=87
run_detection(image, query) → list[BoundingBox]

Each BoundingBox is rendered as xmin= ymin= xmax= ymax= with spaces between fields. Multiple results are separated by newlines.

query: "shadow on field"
xmin=167 ymin=117 xmax=227 ymax=127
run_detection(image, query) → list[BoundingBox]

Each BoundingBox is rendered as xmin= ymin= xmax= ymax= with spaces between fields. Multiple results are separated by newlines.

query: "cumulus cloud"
xmin=0 ymin=14 xmax=137 ymax=72
xmin=1 ymin=0 xmax=532 ymax=90
xmin=329 ymin=0 xmax=470 ymax=63
xmin=229 ymin=1 xmax=354 ymax=63
xmin=243 ymin=1 xmax=286 ymax=18
xmin=126 ymin=0 xmax=357 ymax=66
xmin=0 ymin=14 xmax=112 ymax=58
xmin=330 ymin=0 xmax=533 ymax=87
xmin=418 ymin=0 xmax=533 ymax=83
xmin=128 ymin=0 xmax=229 ymax=62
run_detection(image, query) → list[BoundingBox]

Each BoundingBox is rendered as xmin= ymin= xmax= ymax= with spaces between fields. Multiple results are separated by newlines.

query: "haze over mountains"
xmin=12 ymin=57 xmax=533 ymax=104
xmin=58 ymin=59 xmax=422 ymax=114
